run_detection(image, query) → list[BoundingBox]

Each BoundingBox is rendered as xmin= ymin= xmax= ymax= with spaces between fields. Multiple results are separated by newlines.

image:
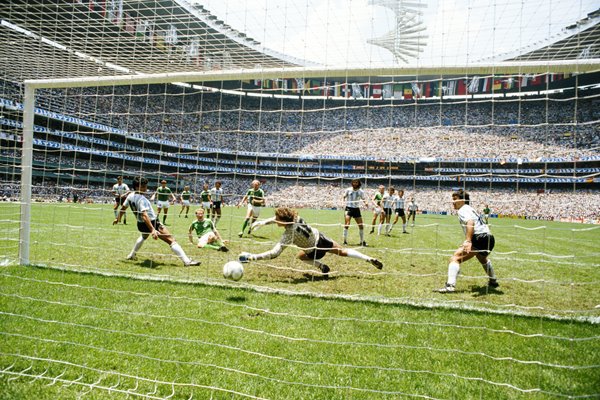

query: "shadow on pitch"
xmin=471 ymin=285 xmax=504 ymax=297
xmin=226 ymin=296 xmax=247 ymax=303
xmin=134 ymin=259 xmax=165 ymax=269
xmin=286 ymin=273 xmax=336 ymax=284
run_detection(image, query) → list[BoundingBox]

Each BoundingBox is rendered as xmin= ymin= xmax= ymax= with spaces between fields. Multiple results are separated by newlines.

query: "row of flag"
xmin=248 ymin=74 xmax=570 ymax=98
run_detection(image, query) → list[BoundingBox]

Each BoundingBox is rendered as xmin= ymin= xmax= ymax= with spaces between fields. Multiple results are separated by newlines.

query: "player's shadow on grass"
xmin=133 ymin=259 xmax=165 ymax=269
xmin=226 ymin=296 xmax=247 ymax=303
xmin=471 ymin=285 xmax=504 ymax=297
xmin=288 ymin=273 xmax=336 ymax=284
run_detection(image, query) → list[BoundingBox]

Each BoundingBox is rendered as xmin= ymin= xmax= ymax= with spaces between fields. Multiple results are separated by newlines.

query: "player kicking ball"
xmin=114 ymin=176 xmax=200 ymax=267
xmin=238 ymin=207 xmax=383 ymax=276
xmin=436 ymin=189 xmax=498 ymax=293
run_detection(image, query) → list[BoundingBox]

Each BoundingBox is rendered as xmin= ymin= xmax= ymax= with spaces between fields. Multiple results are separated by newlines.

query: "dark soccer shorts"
xmin=115 ymin=195 xmax=127 ymax=206
xmin=383 ymin=207 xmax=392 ymax=217
xmin=395 ymin=208 xmax=405 ymax=217
xmin=304 ymin=233 xmax=334 ymax=260
xmin=345 ymin=206 xmax=362 ymax=219
xmin=212 ymin=201 xmax=222 ymax=210
xmin=472 ymin=233 xmax=495 ymax=256
xmin=137 ymin=219 xmax=163 ymax=234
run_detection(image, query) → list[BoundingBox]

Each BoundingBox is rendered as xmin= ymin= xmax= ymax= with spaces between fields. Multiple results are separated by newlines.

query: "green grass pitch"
xmin=0 ymin=202 xmax=598 ymax=398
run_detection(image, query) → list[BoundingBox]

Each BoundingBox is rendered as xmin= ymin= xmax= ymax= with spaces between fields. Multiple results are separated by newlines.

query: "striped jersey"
xmin=210 ymin=187 xmax=224 ymax=202
xmin=124 ymin=192 xmax=157 ymax=223
xmin=343 ymin=187 xmax=365 ymax=208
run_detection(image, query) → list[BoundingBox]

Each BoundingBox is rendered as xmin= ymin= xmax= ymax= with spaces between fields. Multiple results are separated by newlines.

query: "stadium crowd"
xmin=2 ymin=80 xmax=598 ymax=160
xmin=2 ymin=178 xmax=598 ymax=221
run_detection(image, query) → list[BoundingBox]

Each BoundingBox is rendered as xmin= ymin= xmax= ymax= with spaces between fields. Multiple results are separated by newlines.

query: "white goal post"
xmin=17 ymin=59 xmax=600 ymax=265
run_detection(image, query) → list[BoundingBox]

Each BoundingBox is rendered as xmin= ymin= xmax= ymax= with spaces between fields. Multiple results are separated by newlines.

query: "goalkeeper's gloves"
xmin=239 ymin=252 xmax=252 ymax=263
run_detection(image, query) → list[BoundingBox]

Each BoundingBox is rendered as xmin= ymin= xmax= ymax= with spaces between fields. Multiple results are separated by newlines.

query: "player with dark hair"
xmin=112 ymin=176 xmax=130 ymax=225
xmin=238 ymin=207 xmax=383 ymax=276
xmin=114 ymin=176 xmax=200 ymax=267
xmin=210 ymin=180 xmax=224 ymax=227
xmin=342 ymin=179 xmax=369 ymax=246
xmin=407 ymin=196 xmax=418 ymax=226
xmin=390 ymin=189 xmax=408 ymax=234
xmin=437 ymin=189 xmax=498 ymax=293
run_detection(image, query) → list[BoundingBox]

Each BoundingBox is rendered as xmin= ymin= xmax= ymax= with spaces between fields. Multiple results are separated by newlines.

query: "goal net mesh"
xmin=0 ymin=0 xmax=599 ymax=397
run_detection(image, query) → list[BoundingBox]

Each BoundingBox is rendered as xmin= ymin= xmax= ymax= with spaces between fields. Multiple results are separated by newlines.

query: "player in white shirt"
xmin=437 ymin=189 xmax=498 ymax=293
xmin=369 ymin=185 xmax=385 ymax=235
xmin=113 ymin=176 xmax=200 ymax=267
xmin=209 ymin=181 xmax=224 ymax=227
xmin=407 ymin=197 xmax=418 ymax=227
xmin=380 ymin=187 xmax=395 ymax=236
xmin=390 ymin=189 xmax=408 ymax=234
xmin=239 ymin=207 xmax=383 ymax=276
xmin=342 ymin=179 xmax=370 ymax=246
xmin=112 ymin=176 xmax=130 ymax=225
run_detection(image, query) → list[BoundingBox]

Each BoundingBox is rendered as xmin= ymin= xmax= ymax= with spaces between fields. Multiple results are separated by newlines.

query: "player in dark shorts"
xmin=238 ymin=207 xmax=383 ymax=276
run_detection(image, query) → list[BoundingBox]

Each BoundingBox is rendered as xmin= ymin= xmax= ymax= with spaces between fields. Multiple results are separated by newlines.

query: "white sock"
xmin=345 ymin=248 xmax=370 ymax=261
xmin=377 ymin=223 xmax=383 ymax=235
xmin=447 ymin=261 xmax=460 ymax=286
xmin=402 ymin=223 xmax=407 ymax=232
xmin=359 ymin=229 xmax=364 ymax=242
xmin=482 ymin=260 xmax=496 ymax=279
xmin=129 ymin=236 xmax=145 ymax=257
xmin=343 ymin=228 xmax=348 ymax=241
xmin=170 ymin=242 xmax=191 ymax=264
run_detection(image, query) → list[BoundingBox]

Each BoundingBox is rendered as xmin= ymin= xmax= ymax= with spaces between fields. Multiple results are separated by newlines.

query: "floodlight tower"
xmin=368 ymin=0 xmax=428 ymax=63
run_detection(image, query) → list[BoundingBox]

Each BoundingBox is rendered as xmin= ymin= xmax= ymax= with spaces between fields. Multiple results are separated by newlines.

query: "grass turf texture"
xmin=0 ymin=265 xmax=598 ymax=399
xmin=0 ymin=202 xmax=598 ymax=397
xmin=0 ymin=202 xmax=598 ymax=318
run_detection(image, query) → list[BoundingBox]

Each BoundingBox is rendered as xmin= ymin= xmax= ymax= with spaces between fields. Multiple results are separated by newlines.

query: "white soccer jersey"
xmin=382 ymin=192 xmax=394 ymax=209
xmin=112 ymin=183 xmax=129 ymax=196
xmin=254 ymin=218 xmax=320 ymax=260
xmin=124 ymin=192 xmax=157 ymax=223
xmin=457 ymin=204 xmax=490 ymax=235
xmin=210 ymin=187 xmax=224 ymax=202
xmin=408 ymin=201 xmax=418 ymax=211
xmin=343 ymin=188 xmax=365 ymax=208
xmin=393 ymin=195 xmax=405 ymax=209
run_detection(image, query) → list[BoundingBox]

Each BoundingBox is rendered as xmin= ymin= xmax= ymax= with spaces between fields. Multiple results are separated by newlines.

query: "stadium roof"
xmin=0 ymin=0 xmax=310 ymax=82
xmin=0 ymin=0 xmax=599 ymax=85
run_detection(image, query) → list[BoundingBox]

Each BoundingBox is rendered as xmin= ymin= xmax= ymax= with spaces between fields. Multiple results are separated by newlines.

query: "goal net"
xmin=0 ymin=0 xmax=599 ymax=398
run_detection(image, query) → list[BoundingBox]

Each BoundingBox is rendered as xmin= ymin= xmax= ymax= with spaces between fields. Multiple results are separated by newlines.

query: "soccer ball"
xmin=223 ymin=260 xmax=244 ymax=281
